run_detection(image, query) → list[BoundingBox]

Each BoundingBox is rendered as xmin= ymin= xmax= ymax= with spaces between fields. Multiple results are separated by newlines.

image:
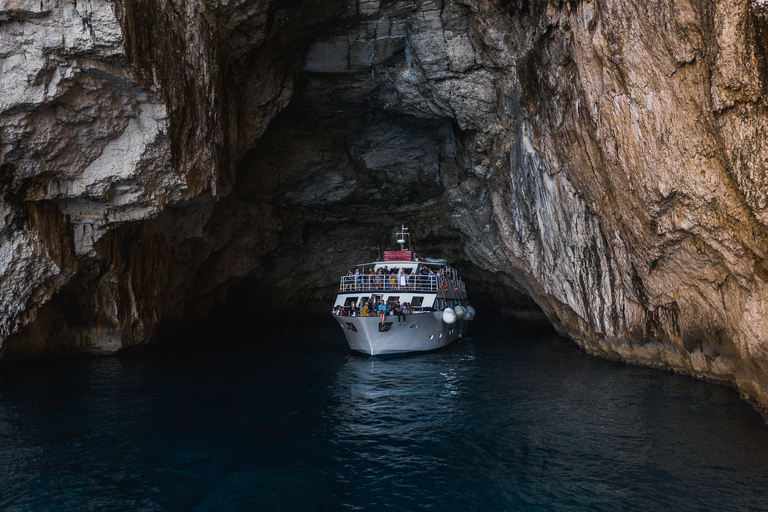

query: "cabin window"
xmin=344 ymin=297 xmax=359 ymax=307
xmin=386 ymin=296 xmax=399 ymax=305
xmin=411 ymin=297 xmax=424 ymax=307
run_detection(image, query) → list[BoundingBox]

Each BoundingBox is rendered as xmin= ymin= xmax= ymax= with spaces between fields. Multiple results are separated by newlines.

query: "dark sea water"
xmin=1 ymin=315 xmax=768 ymax=511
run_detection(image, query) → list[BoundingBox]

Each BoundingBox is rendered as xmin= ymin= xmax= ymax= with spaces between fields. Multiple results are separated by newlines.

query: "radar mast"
xmin=396 ymin=224 xmax=411 ymax=251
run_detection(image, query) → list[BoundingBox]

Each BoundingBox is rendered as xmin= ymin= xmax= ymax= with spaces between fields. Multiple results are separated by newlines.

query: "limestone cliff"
xmin=2 ymin=0 xmax=768 ymax=410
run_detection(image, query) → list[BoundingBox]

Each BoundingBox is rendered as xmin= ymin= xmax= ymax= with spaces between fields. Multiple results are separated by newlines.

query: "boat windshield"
xmin=373 ymin=262 xmax=418 ymax=272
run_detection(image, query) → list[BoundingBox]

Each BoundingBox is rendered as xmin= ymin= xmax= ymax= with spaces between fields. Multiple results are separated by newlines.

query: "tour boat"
xmin=332 ymin=225 xmax=474 ymax=356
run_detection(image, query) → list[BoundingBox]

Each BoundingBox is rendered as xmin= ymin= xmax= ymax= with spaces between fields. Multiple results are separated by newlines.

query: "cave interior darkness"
xmin=154 ymin=0 xmax=546 ymax=339
xmin=198 ymin=61 xmax=544 ymax=333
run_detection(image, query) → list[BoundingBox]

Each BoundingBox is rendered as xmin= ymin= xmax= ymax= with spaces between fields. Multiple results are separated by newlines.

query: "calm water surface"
xmin=1 ymin=316 xmax=767 ymax=511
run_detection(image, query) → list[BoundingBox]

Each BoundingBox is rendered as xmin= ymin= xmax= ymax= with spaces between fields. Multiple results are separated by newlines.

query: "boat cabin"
xmin=371 ymin=261 xmax=418 ymax=273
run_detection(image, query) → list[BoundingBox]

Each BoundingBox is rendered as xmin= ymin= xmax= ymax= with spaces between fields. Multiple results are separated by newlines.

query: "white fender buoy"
xmin=442 ymin=308 xmax=457 ymax=325
xmin=465 ymin=306 xmax=476 ymax=320
xmin=454 ymin=305 xmax=466 ymax=318
xmin=464 ymin=310 xmax=474 ymax=321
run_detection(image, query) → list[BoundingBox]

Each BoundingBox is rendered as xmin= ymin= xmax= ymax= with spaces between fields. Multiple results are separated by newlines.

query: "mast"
xmin=396 ymin=224 xmax=410 ymax=251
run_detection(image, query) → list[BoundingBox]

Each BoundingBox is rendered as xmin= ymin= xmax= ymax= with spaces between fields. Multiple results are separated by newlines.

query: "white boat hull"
xmin=334 ymin=312 xmax=464 ymax=356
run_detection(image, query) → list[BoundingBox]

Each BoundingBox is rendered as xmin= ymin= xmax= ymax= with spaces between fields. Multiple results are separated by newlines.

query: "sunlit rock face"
xmin=508 ymin=0 xmax=768 ymax=408
xmin=2 ymin=0 xmax=768 ymax=408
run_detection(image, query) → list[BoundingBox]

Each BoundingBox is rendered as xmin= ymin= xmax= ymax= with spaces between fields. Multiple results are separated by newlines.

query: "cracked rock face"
xmin=0 ymin=0 xmax=174 ymax=348
xmin=2 ymin=0 xmax=768 ymax=410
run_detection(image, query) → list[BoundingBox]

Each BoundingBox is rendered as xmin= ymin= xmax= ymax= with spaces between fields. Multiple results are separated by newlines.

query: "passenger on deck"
xmin=361 ymin=300 xmax=369 ymax=317
xmin=345 ymin=270 xmax=353 ymax=290
xmin=369 ymin=268 xmax=376 ymax=290
xmin=354 ymin=269 xmax=360 ymax=290
xmin=377 ymin=300 xmax=387 ymax=325
xmin=398 ymin=269 xmax=406 ymax=289
xmin=396 ymin=300 xmax=405 ymax=323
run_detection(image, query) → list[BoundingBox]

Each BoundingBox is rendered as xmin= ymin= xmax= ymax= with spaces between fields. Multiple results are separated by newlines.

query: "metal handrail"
xmin=338 ymin=274 xmax=465 ymax=293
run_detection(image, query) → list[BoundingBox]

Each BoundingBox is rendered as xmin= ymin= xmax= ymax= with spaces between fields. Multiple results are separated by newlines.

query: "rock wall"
xmin=0 ymin=0 xmax=175 ymax=354
xmin=500 ymin=0 xmax=768 ymax=408
xmin=1 ymin=0 xmax=768 ymax=409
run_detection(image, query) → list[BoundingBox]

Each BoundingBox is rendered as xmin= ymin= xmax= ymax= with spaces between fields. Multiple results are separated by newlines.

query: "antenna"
xmin=396 ymin=224 xmax=410 ymax=251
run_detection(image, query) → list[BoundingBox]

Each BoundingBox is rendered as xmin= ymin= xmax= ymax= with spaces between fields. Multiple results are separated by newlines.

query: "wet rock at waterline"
xmin=2 ymin=0 xmax=768 ymax=409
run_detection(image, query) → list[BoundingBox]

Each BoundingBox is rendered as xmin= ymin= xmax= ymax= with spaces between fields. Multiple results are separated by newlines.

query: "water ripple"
xmin=1 ymin=318 xmax=767 ymax=510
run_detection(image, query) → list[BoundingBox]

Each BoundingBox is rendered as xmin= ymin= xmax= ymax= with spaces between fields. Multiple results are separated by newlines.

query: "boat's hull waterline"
xmin=334 ymin=313 xmax=465 ymax=356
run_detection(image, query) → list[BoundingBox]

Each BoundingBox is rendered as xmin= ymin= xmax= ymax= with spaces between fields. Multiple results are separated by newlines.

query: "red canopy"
xmin=382 ymin=250 xmax=412 ymax=261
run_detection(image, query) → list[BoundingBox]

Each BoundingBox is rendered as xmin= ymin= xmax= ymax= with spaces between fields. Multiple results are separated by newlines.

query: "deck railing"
xmin=338 ymin=274 xmax=466 ymax=294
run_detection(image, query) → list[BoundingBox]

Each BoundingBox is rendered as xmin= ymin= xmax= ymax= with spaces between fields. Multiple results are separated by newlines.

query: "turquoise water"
xmin=1 ymin=315 xmax=767 ymax=511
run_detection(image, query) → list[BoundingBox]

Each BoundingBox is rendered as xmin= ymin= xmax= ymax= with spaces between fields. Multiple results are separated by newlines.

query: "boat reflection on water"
xmin=332 ymin=353 xmax=476 ymax=436
xmin=327 ymin=351 xmax=477 ymax=505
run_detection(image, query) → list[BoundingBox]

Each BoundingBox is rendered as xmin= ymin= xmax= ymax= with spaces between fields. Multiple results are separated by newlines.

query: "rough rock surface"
xmin=2 ymin=0 xmax=768 ymax=410
xmin=0 ymin=0 xmax=175 ymax=353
